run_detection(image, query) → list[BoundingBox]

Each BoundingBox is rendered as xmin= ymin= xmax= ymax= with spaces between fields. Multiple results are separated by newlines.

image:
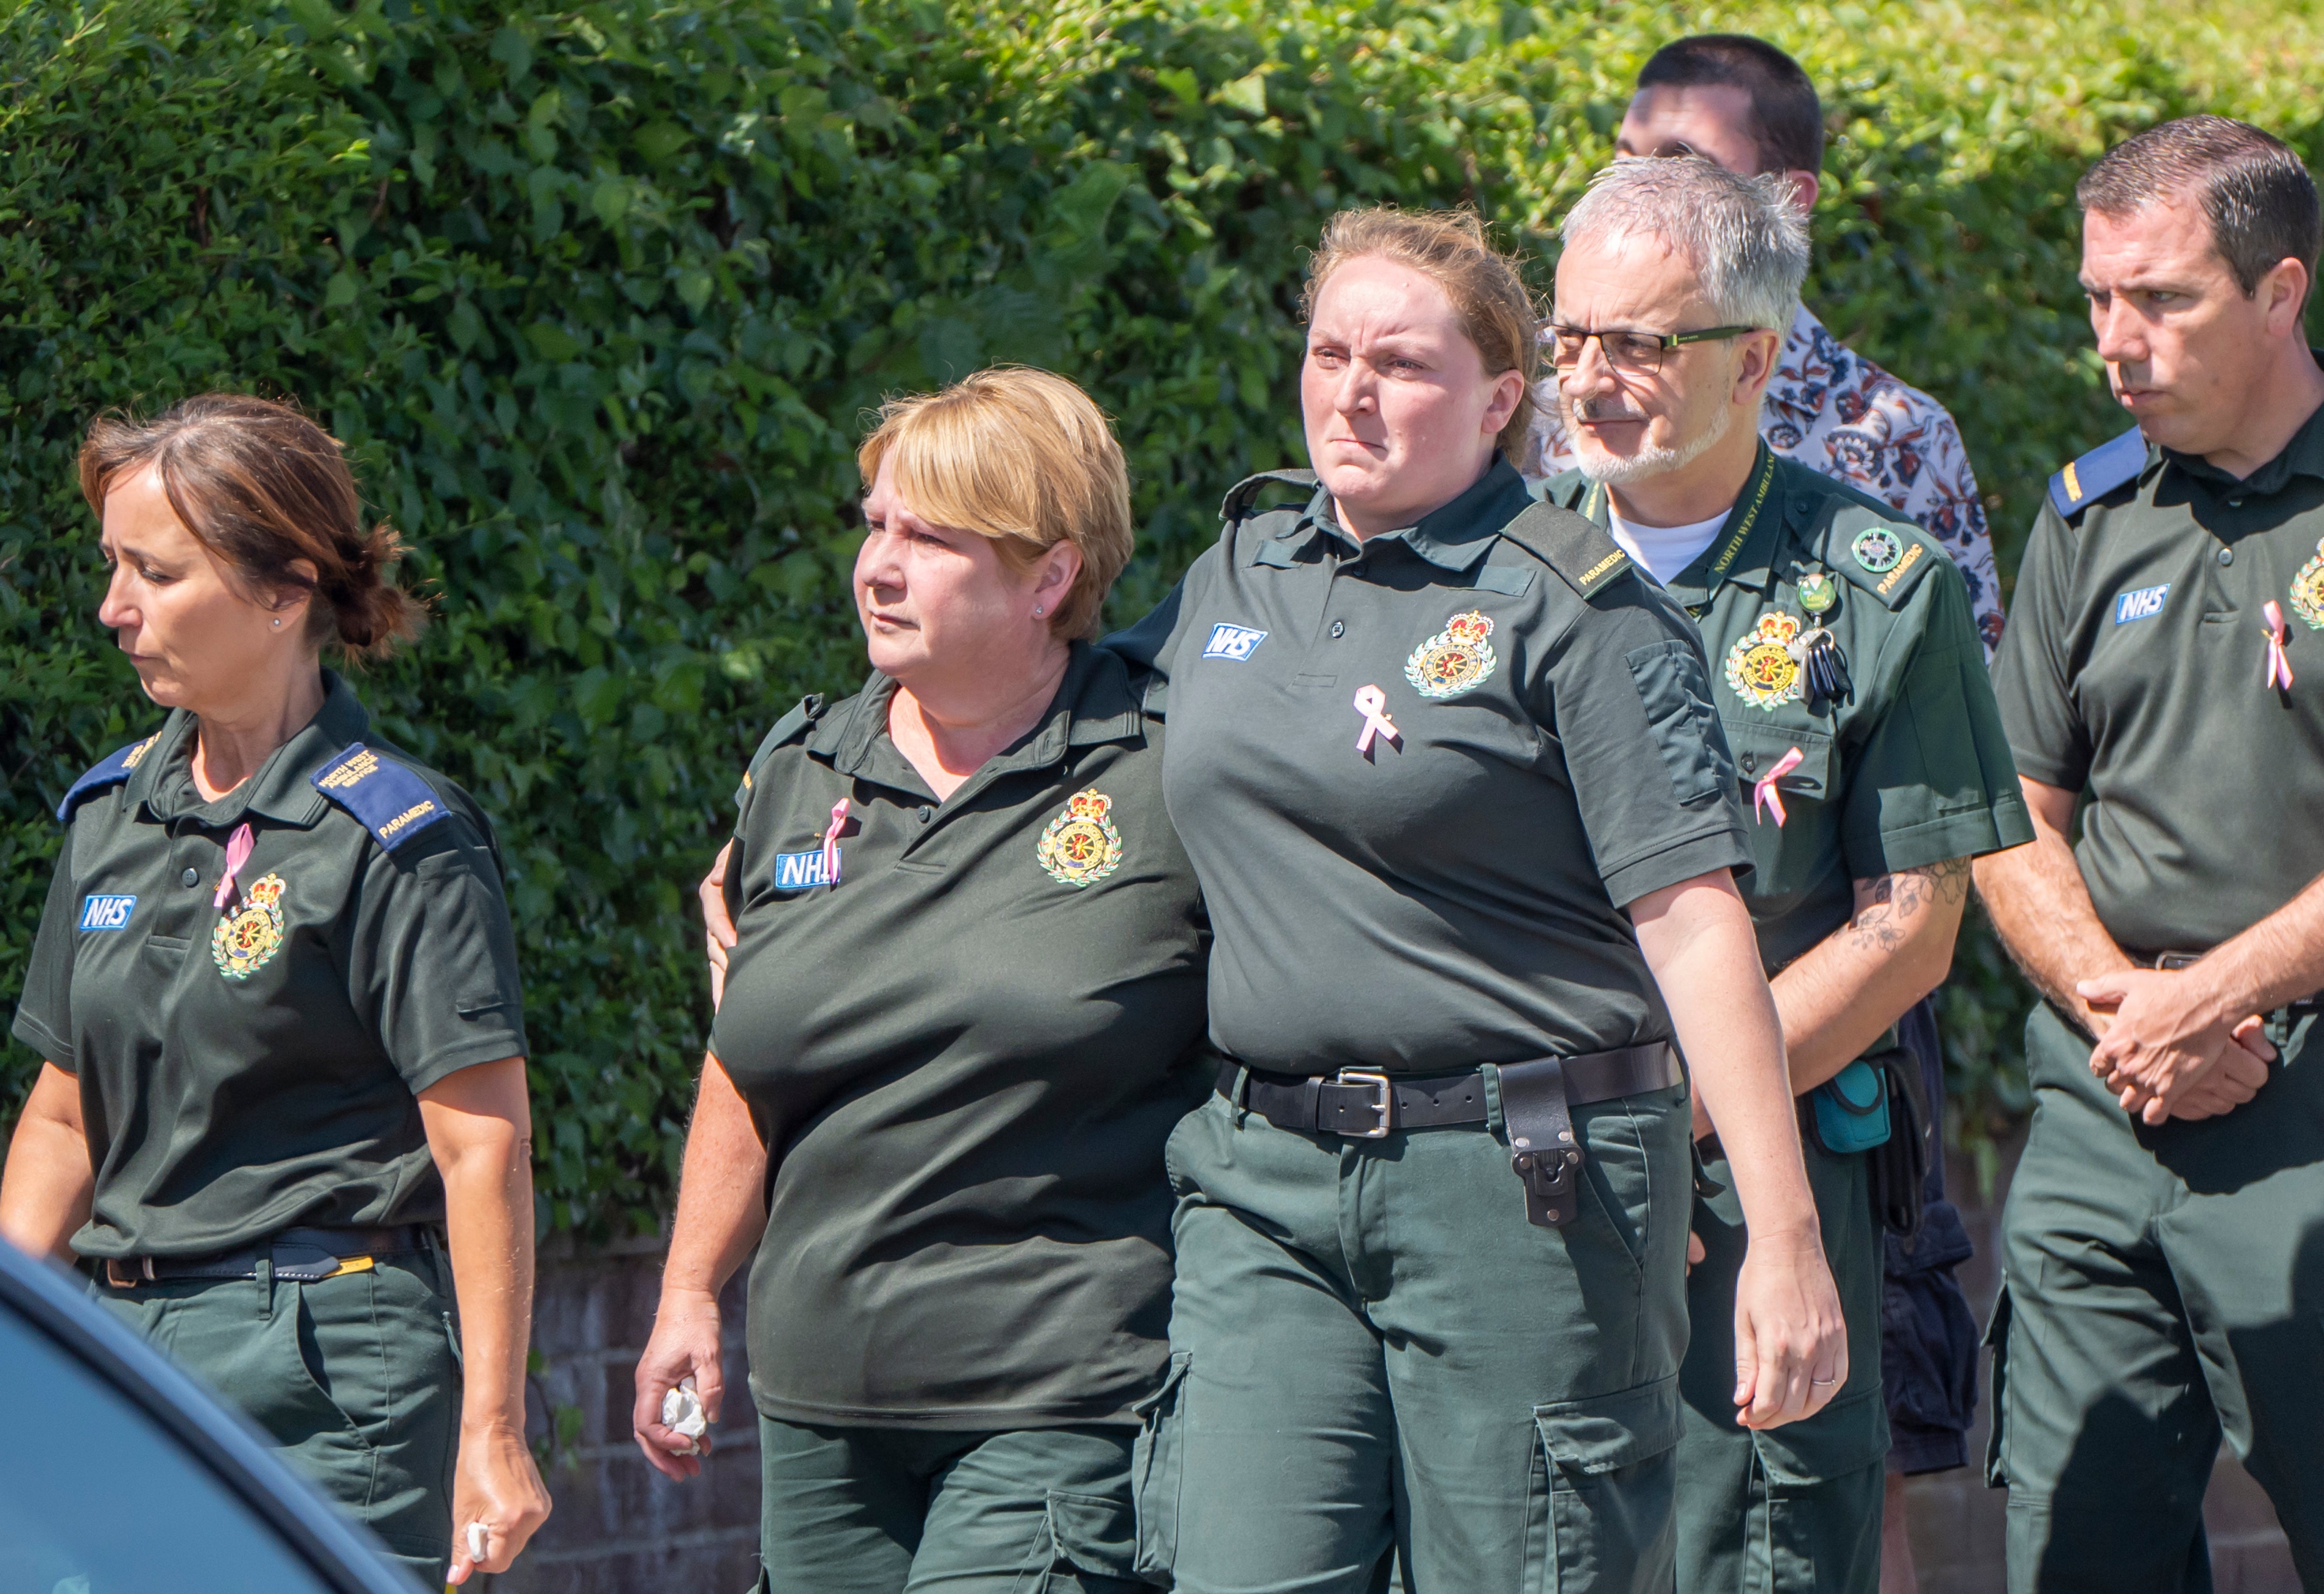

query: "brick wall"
xmin=490 ymin=1136 xmax=2300 ymax=1593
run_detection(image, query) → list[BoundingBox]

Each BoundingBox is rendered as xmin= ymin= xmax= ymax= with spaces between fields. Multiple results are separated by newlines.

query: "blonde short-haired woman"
xmin=632 ymin=367 xmax=1207 ymax=1593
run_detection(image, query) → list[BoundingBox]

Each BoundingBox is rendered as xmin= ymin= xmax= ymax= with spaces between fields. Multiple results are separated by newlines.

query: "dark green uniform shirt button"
xmin=1330 ymin=620 xmax=1346 ymax=639
xmin=1739 ymin=751 xmax=1758 ymax=774
xmin=179 ymin=866 xmax=198 ymax=887
xmin=2218 ymin=546 xmax=2235 ymax=565
xmin=916 ymin=805 xmax=933 ymax=824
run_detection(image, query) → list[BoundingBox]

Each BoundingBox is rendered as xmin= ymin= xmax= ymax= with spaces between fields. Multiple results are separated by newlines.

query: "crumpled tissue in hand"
xmin=662 ymin=1377 xmax=710 ymax=1456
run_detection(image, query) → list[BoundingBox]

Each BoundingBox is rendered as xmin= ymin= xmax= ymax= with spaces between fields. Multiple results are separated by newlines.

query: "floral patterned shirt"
xmin=1526 ymin=305 xmax=2004 ymax=653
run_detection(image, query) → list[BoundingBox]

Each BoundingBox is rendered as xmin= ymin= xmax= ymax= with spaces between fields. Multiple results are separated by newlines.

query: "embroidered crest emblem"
xmin=1404 ymin=610 xmax=1498 ymax=699
xmin=1724 ymin=613 xmax=1806 ymax=711
xmin=1850 ymin=528 xmax=1903 ymax=575
xmin=1796 ymin=573 xmax=1838 ymax=614
xmin=211 ymin=873 xmax=287 ymax=980
xmin=1037 ymin=789 xmax=1124 ymax=889
xmin=2291 ymin=538 xmax=2324 ymax=631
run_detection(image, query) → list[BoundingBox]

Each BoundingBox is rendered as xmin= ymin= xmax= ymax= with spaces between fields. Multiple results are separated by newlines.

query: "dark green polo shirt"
xmin=1104 ymin=457 xmax=1751 ymax=1073
xmin=12 ymin=672 xmax=528 ymax=1260
xmin=708 ymin=642 xmax=1209 ymax=1430
xmin=1545 ymin=448 xmax=2032 ymax=970
xmin=1993 ymin=402 xmax=2324 ymax=954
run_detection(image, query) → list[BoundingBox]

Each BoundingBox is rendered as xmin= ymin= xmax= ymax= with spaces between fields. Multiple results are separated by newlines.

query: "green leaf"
xmin=1215 ymin=68 xmax=1268 ymax=118
xmin=324 ymin=270 xmax=358 ymax=308
xmin=490 ymin=25 xmax=533 ymax=83
xmin=524 ymin=322 xmax=585 ymax=362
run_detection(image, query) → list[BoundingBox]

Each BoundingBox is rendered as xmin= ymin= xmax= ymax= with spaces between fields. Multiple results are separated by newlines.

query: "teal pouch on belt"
xmin=1810 ymin=1058 xmax=1891 ymax=1154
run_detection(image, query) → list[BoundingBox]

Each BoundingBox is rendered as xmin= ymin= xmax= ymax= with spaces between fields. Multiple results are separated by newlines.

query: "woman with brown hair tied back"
xmin=0 ymin=393 xmax=551 ymax=1586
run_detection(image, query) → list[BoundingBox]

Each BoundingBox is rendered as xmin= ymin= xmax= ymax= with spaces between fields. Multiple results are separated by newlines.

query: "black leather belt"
xmin=1218 ymin=1044 xmax=1681 ymax=1140
xmin=100 ymin=1224 xmax=434 ymax=1290
xmin=2139 ymin=951 xmax=2322 ymax=1019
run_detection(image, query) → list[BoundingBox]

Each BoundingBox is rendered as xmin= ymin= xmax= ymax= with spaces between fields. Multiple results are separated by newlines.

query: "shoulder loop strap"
xmin=740 ymin=694 xmax=825 ymax=796
xmin=2048 ymin=425 xmax=2148 ymax=519
xmin=55 ymin=733 xmax=161 ymax=822
xmin=1218 ymin=468 xmax=1319 ymax=527
xmin=1492 ymin=501 xmax=1633 ymax=599
xmin=310 ymin=743 xmax=453 ymax=851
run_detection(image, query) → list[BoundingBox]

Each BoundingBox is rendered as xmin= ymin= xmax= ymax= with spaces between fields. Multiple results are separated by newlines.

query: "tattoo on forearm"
xmin=1846 ymin=857 xmax=1973 ymax=953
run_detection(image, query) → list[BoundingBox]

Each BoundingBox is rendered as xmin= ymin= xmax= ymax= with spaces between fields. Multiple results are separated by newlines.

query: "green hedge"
xmin=7 ymin=0 xmax=2322 ymax=1227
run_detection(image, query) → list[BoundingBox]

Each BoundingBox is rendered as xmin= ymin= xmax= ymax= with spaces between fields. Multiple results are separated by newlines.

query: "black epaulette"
xmin=1492 ymin=501 xmax=1634 ymax=599
xmin=1218 ymin=468 xmax=1319 ymax=527
xmin=737 ymin=694 xmax=825 ymax=804
xmin=310 ymin=743 xmax=455 ymax=851
xmin=53 ymin=732 xmax=162 ymax=823
xmin=2048 ymin=426 xmax=2149 ymax=519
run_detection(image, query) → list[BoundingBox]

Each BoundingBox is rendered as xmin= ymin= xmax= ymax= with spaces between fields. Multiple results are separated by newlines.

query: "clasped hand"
xmin=2074 ymin=968 xmax=2275 ymax=1124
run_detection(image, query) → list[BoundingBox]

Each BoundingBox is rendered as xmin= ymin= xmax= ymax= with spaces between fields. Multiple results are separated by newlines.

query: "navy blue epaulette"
xmin=2048 ymin=426 xmax=2149 ymax=519
xmin=54 ymin=732 xmax=163 ymax=823
xmin=310 ymin=742 xmax=454 ymax=851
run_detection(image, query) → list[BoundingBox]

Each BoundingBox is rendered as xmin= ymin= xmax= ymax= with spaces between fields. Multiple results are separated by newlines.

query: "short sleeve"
xmin=9 ymin=837 xmax=82 ymax=1069
xmin=1548 ymin=581 xmax=1754 ymax=907
xmin=1100 ymin=542 xmax=1223 ymax=711
xmin=1989 ymin=505 xmax=2091 ymax=791
xmin=346 ymin=815 xmax=529 ymax=1094
xmin=1839 ymin=560 xmax=2034 ymax=877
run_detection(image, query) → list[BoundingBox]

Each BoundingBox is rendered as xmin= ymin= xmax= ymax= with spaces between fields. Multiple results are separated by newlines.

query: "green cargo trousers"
xmin=753 ymin=1416 xmax=1145 ymax=1593
xmin=93 ymin=1249 xmax=460 ymax=1587
xmin=1141 ymin=1074 xmax=1692 ymax=1594
xmin=1678 ymin=1133 xmax=1888 ymax=1594
xmin=1989 ymin=1002 xmax=2324 ymax=1592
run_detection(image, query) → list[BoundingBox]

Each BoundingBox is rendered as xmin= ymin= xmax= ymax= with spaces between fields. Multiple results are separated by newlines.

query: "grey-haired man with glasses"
xmin=1535 ymin=155 xmax=2031 ymax=1594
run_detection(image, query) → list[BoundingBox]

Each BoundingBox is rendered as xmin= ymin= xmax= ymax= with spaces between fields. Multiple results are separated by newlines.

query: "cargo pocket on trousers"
xmin=1982 ymin=1280 xmax=2014 ymax=1488
xmin=1129 ymin=1352 xmax=1191 ymax=1584
xmin=1749 ymin=1387 xmax=1889 ymax=1590
xmin=1528 ymin=1374 xmax=1684 ymax=1592
xmin=1039 ymin=1488 xmax=1141 ymax=1588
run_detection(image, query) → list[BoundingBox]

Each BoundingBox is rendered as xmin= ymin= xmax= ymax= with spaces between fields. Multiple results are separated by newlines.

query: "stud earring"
xmin=271 ymin=619 xmax=282 ymax=629
xmin=1032 ymin=606 xmax=1045 ymax=618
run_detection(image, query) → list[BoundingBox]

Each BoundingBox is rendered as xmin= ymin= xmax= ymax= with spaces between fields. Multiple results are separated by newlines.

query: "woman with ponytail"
xmin=0 ymin=394 xmax=550 ymax=1587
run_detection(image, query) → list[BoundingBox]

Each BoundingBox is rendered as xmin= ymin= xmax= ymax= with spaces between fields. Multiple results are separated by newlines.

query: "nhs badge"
xmin=2113 ymin=583 xmax=2170 ymax=624
xmin=1202 ymin=623 xmax=1268 ymax=662
xmin=78 ymin=894 xmax=136 ymax=931
xmin=772 ymin=851 xmax=834 ymax=891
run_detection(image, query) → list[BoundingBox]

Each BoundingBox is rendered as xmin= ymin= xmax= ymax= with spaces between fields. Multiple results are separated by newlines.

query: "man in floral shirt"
xmin=1525 ymin=35 xmax=1995 ymax=1594
xmin=1527 ymin=40 xmax=2006 ymax=658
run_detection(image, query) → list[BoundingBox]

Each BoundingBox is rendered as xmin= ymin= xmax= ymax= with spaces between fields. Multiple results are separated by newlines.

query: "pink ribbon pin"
xmin=1353 ymin=685 xmax=1400 ymax=756
xmin=2264 ymin=600 xmax=2295 ymax=691
xmin=820 ymin=798 xmax=850 ymax=886
xmin=213 ymin=822 xmax=254 ymax=909
xmin=1753 ymin=746 xmax=1805 ymax=828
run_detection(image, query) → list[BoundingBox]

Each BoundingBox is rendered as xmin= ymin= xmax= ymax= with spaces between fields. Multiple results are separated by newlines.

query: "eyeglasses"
xmin=1545 ymin=323 xmax=1761 ymax=376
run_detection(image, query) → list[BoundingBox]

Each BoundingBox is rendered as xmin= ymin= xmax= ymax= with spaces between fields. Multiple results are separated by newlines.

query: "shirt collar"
xmin=2162 ymin=364 xmax=2324 ymax=497
xmin=133 ymin=670 xmax=370 ymax=828
xmin=1576 ymin=441 xmax=1787 ymax=603
xmin=815 ymin=640 xmax=1144 ymax=787
xmin=1265 ymin=457 xmax=1532 ymax=572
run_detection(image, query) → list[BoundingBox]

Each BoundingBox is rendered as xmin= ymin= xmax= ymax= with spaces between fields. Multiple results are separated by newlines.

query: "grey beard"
xmin=1568 ymin=395 xmax=1734 ymax=486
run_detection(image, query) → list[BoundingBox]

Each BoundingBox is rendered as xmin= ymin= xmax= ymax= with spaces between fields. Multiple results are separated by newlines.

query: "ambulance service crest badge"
xmin=1404 ymin=609 xmax=1498 ymax=699
xmin=2291 ymin=538 xmax=2324 ymax=631
xmin=1724 ymin=613 xmax=1805 ymax=711
xmin=1850 ymin=528 xmax=1903 ymax=575
xmin=212 ymin=873 xmax=288 ymax=980
xmin=1037 ymin=789 xmax=1123 ymax=889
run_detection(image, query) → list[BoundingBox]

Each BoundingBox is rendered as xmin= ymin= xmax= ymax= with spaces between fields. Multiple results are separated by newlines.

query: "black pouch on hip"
xmin=1499 ymin=1057 xmax=1583 ymax=1229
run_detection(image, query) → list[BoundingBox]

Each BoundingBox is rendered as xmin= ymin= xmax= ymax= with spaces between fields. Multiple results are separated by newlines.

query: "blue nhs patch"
xmin=2113 ymin=583 xmax=2171 ymax=624
xmin=78 ymin=894 xmax=137 ymax=931
xmin=1202 ymin=623 xmax=1268 ymax=662
xmin=772 ymin=850 xmax=834 ymax=890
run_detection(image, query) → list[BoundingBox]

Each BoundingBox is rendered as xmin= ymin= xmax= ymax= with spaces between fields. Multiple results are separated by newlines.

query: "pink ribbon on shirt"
xmin=2264 ymin=600 xmax=2295 ymax=691
xmin=1353 ymin=685 xmax=1400 ymax=756
xmin=820 ymin=798 xmax=850 ymax=886
xmin=213 ymin=822 xmax=254 ymax=909
xmin=1753 ymin=746 xmax=1805 ymax=828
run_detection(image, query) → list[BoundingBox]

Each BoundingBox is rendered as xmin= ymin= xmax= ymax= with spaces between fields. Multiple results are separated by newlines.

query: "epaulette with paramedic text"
xmin=1491 ymin=501 xmax=1634 ymax=599
xmin=54 ymin=733 xmax=162 ymax=823
xmin=2048 ymin=426 xmax=2148 ymax=519
xmin=310 ymin=743 xmax=453 ymax=851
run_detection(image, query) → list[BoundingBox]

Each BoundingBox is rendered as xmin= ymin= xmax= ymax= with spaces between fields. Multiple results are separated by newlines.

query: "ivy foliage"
xmin=6 ymin=0 xmax=2322 ymax=1227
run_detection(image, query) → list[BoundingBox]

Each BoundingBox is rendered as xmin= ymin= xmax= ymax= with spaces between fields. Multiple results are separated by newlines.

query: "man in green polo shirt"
xmin=1536 ymin=157 xmax=2030 ymax=1594
xmin=1976 ymin=116 xmax=2324 ymax=1591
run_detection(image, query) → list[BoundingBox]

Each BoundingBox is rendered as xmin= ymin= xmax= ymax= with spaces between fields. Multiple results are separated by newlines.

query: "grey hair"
xmin=1558 ymin=156 xmax=1809 ymax=332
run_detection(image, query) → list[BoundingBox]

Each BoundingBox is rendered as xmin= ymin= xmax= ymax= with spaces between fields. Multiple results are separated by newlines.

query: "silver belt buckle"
xmin=1335 ymin=1069 xmax=1393 ymax=1138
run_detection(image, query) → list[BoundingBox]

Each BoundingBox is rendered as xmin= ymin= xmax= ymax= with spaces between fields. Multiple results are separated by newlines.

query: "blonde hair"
xmin=857 ymin=367 xmax=1133 ymax=640
xmin=1302 ymin=207 xmax=1540 ymax=460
